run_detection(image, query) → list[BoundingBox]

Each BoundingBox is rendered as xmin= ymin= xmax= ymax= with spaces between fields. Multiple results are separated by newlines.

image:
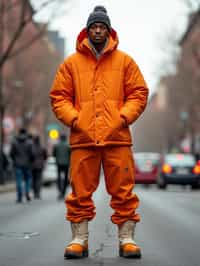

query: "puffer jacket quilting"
xmin=50 ymin=28 xmax=148 ymax=148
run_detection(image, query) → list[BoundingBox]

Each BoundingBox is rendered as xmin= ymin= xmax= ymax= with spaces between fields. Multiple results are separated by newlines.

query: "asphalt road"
xmin=0 ymin=179 xmax=200 ymax=266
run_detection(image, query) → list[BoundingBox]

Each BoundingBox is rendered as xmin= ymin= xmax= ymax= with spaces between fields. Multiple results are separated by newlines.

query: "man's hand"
xmin=120 ymin=116 xmax=127 ymax=128
xmin=72 ymin=118 xmax=78 ymax=129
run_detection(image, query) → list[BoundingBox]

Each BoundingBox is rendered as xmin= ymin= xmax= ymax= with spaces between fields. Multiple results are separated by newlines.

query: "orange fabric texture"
xmin=66 ymin=146 xmax=140 ymax=225
xmin=50 ymin=28 xmax=148 ymax=148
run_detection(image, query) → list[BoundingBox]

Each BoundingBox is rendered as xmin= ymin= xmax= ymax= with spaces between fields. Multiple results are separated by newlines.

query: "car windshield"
xmin=165 ymin=154 xmax=195 ymax=167
xmin=135 ymin=153 xmax=160 ymax=170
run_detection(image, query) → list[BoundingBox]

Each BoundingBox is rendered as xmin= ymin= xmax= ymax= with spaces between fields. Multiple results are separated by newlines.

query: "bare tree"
xmin=0 ymin=0 xmax=67 ymax=67
xmin=182 ymin=0 xmax=200 ymax=10
xmin=0 ymin=0 xmax=68 ymax=182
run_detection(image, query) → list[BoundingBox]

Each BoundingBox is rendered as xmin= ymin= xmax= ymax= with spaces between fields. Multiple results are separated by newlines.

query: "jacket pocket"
xmin=103 ymin=105 xmax=125 ymax=141
xmin=70 ymin=102 xmax=94 ymax=145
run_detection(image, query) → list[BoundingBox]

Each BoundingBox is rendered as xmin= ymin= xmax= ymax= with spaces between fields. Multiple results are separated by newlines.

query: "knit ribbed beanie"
xmin=86 ymin=6 xmax=111 ymax=31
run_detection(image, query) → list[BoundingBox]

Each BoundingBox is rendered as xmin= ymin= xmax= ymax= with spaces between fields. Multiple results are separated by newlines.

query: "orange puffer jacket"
xmin=50 ymin=28 xmax=148 ymax=148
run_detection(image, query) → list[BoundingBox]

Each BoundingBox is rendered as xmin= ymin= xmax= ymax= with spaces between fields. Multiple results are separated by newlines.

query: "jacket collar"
xmin=88 ymin=38 xmax=108 ymax=59
xmin=76 ymin=27 xmax=119 ymax=57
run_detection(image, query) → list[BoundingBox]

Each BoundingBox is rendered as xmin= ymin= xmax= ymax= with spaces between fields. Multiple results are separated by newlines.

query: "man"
xmin=0 ymin=150 xmax=9 ymax=184
xmin=10 ymin=128 xmax=33 ymax=203
xmin=53 ymin=134 xmax=70 ymax=199
xmin=31 ymin=135 xmax=47 ymax=199
xmin=50 ymin=6 xmax=148 ymax=259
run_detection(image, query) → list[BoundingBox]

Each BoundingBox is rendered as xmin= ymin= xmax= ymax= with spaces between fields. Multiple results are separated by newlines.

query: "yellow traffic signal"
xmin=49 ymin=129 xmax=59 ymax=139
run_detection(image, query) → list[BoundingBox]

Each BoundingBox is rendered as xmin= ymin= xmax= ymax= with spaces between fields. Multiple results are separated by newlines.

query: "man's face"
xmin=88 ymin=22 xmax=109 ymax=44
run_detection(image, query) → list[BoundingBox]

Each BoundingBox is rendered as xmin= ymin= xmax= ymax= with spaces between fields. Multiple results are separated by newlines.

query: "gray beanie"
xmin=86 ymin=6 xmax=111 ymax=31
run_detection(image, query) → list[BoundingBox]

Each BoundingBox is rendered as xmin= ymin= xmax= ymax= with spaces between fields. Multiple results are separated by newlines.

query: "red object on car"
xmin=134 ymin=152 xmax=161 ymax=184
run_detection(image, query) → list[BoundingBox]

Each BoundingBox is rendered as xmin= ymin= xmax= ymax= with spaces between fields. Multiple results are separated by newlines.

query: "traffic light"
xmin=49 ymin=129 xmax=59 ymax=140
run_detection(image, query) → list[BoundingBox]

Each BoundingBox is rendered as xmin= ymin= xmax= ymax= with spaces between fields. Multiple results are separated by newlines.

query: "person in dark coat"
xmin=10 ymin=128 xmax=34 ymax=203
xmin=53 ymin=134 xmax=71 ymax=199
xmin=0 ymin=150 xmax=9 ymax=184
xmin=31 ymin=135 xmax=47 ymax=199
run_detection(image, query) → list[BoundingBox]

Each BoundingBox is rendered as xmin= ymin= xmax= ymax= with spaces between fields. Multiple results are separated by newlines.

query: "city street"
xmin=0 ymin=179 xmax=200 ymax=266
xmin=1 ymin=2 xmax=200 ymax=266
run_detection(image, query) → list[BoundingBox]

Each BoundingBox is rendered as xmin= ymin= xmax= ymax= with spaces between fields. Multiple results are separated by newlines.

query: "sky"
xmin=49 ymin=0 xmax=190 ymax=95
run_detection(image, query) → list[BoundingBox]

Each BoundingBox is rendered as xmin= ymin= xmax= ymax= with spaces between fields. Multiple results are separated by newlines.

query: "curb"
xmin=0 ymin=183 xmax=15 ymax=194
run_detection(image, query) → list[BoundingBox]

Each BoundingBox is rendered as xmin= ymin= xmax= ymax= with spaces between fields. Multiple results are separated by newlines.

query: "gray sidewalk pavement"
xmin=0 ymin=182 xmax=15 ymax=193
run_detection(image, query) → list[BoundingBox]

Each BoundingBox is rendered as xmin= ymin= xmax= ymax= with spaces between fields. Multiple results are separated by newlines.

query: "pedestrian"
xmin=53 ymin=134 xmax=71 ymax=200
xmin=31 ymin=135 xmax=47 ymax=199
xmin=10 ymin=128 xmax=33 ymax=203
xmin=50 ymin=6 xmax=148 ymax=259
xmin=0 ymin=150 xmax=9 ymax=184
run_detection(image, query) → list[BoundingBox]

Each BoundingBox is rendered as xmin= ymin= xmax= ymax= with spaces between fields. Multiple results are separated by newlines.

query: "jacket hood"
xmin=76 ymin=27 xmax=119 ymax=55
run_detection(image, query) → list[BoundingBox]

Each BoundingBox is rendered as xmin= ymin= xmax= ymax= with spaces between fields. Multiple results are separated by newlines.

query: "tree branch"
xmin=8 ymin=25 xmax=47 ymax=59
xmin=0 ymin=21 xmax=26 ymax=68
xmin=1 ymin=1 xmax=20 ymax=14
xmin=0 ymin=0 xmax=63 ymax=68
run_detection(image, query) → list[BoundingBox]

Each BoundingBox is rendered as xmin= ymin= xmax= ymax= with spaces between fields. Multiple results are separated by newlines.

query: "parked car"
xmin=157 ymin=153 xmax=200 ymax=189
xmin=134 ymin=152 xmax=161 ymax=185
xmin=42 ymin=156 xmax=57 ymax=186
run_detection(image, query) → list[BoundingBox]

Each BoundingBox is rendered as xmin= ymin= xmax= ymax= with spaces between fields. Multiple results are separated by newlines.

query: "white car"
xmin=42 ymin=156 xmax=57 ymax=185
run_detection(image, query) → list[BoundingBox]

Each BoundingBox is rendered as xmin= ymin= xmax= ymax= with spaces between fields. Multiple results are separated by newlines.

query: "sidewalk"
xmin=0 ymin=182 xmax=15 ymax=194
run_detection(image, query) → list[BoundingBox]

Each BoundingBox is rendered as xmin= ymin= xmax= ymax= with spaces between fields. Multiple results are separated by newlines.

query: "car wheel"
xmin=191 ymin=183 xmax=200 ymax=190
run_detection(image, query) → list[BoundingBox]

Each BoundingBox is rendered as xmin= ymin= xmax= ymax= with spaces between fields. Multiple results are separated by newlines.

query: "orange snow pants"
xmin=65 ymin=146 xmax=140 ymax=225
